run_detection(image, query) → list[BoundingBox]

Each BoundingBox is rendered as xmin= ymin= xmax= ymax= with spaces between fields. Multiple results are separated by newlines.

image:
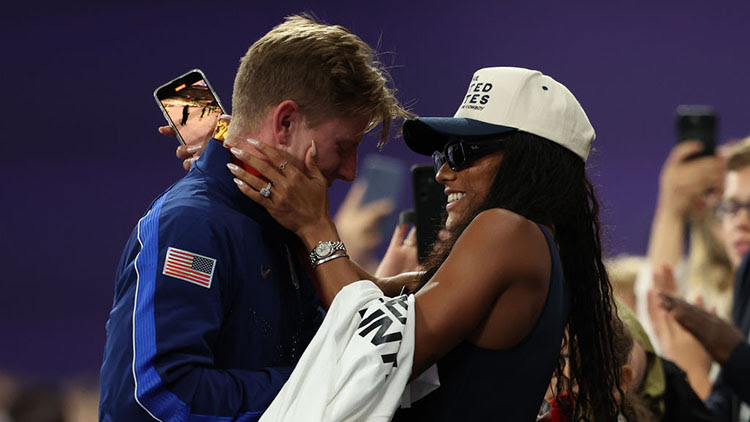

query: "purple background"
xmin=1 ymin=1 xmax=749 ymax=378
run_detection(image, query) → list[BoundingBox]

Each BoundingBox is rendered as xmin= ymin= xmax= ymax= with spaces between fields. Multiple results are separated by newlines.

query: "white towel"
xmin=260 ymin=280 xmax=438 ymax=422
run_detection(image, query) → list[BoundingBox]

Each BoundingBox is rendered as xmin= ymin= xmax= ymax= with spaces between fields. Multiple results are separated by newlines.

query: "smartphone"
xmin=411 ymin=165 xmax=446 ymax=264
xmin=359 ymin=154 xmax=407 ymax=241
xmin=676 ymin=105 xmax=717 ymax=157
xmin=154 ymin=69 xmax=226 ymax=146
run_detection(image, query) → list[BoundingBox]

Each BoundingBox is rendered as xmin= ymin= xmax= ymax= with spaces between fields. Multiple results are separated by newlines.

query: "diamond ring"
xmin=260 ymin=182 xmax=272 ymax=198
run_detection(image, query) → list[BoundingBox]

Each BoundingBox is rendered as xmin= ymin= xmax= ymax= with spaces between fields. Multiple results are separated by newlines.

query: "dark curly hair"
xmin=418 ymin=131 xmax=623 ymax=420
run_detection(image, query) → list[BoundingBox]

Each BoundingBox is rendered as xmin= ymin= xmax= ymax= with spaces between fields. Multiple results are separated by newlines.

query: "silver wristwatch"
xmin=309 ymin=241 xmax=346 ymax=267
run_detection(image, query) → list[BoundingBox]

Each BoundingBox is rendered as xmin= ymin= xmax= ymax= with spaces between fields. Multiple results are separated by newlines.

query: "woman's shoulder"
xmin=452 ymin=208 xmax=551 ymax=282
xmin=462 ymin=208 xmax=545 ymax=247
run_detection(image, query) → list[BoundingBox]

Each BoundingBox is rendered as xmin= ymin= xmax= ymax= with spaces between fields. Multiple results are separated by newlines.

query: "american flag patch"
xmin=162 ymin=247 xmax=216 ymax=288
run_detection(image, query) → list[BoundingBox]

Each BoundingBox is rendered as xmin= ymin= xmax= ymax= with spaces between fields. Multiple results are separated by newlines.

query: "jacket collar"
xmin=193 ymin=139 xmax=293 ymax=238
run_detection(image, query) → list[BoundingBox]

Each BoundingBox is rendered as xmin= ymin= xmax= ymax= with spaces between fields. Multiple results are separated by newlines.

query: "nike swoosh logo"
xmin=261 ymin=265 xmax=271 ymax=279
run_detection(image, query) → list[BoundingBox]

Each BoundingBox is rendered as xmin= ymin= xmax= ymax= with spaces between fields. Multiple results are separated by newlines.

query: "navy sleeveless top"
xmin=393 ymin=225 xmax=569 ymax=421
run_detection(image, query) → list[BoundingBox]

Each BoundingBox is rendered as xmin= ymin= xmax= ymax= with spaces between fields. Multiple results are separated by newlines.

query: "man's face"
xmin=286 ymin=115 xmax=369 ymax=186
xmin=720 ymin=166 xmax=750 ymax=268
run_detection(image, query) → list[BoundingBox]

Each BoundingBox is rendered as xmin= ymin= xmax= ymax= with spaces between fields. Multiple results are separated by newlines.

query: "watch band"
xmin=309 ymin=241 xmax=346 ymax=266
xmin=311 ymin=252 xmax=349 ymax=269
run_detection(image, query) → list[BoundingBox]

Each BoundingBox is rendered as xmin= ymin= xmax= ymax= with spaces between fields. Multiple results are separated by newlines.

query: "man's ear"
xmin=271 ymin=100 xmax=301 ymax=147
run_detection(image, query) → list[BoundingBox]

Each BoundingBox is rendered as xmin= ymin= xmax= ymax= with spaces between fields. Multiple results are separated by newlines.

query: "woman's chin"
xmin=445 ymin=212 xmax=462 ymax=232
xmin=444 ymin=214 xmax=455 ymax=232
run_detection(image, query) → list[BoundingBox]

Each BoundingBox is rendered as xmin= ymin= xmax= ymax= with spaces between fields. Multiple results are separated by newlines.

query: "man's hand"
xmin=158 ymin=125 xmax=205 ymax=170
xmin=158 ymin=114 xmax=231 ymax=171
xmin=660 ymin=292 xmax=745 ymax=365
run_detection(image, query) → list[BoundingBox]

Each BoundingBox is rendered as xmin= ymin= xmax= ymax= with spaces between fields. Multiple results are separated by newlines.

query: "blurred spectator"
xmin=651 ymin=136 xmax=750 ymax=421
xmin=375 ymin=222 xmax=420 ymax=278
xmin=659 ymin=292 xmax=749 ymax=422
xmin=608 ymin=255 xmax=647 ymax=311
xmin=619 ymin=299 xmax=712 ymax=421
xmin=540 ymin=301 xmax=714 ymax=421
xmin=62 ymin=378 xmax=98 ymax=422
xmin=539 ymin=312 xmax=652 ymax=421
xmin=7 ymin=384 xmax=65 ymax=422
xmin=640 ymin=139 xmax=750 ymax=332
xmin=717 ymin=137 xmax=750 ymax=269
xmin=618 ymin=299 xmax=667 ymax=419
xmin=333 ymin=181 xmax=395 ymax=273
xmin=649 ymin=264 xmax=715 ymax=398
xmin=0 ymin=374 xmax=99 ymax=422
xmin=636 ymin=141 xmax=730 ymax=348
xmin=0 ymin=373 xmax=18 ymax=422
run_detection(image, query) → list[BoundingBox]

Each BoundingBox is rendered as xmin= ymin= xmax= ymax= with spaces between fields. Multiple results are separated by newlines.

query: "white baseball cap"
xmin=403 ymin=67 xmax=595 ymax=162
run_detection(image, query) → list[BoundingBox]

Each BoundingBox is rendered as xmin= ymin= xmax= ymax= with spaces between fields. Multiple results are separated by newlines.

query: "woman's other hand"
xmin=375 ymin=223 xmax=421 ymax=278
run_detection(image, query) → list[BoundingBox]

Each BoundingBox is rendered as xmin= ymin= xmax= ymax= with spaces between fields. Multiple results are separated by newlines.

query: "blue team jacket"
xmin=99 ymin=139 xmax=322 ymax=421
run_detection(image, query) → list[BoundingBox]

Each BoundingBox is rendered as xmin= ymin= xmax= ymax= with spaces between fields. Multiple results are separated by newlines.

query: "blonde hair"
xmin=686 ymin=216 xmax=733 ymax=315
xmin=228 ymin=14 xmax=410 ymax=147
xmin=605 ymin=254 xmax=646 ymax=311
xmin=726 ymin=136 xmax=750 ymax=172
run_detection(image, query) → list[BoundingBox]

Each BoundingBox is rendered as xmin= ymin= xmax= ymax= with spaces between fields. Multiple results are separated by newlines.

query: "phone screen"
xmin=155 ymin=70 xmax=225 ymax=146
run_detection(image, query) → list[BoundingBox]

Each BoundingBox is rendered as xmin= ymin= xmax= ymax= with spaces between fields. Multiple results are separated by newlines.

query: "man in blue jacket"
xmin=99 ymin=14 xmax=406 ymax=421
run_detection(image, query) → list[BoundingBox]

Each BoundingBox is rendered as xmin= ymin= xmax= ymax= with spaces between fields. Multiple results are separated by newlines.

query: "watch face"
xmin=315 ymin=243 xmax=332 ymax=257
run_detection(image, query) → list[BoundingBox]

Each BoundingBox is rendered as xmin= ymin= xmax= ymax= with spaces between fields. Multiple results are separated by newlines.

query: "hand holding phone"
xmin=676 ymin=105 xmax=717 ymax=158
xmin=658 ymin=106 xmax=723 ymax=218
xmin=154 ymin=69 xmax=225 ymax=147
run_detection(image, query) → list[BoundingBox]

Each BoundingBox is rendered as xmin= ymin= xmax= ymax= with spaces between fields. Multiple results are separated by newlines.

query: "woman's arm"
xmin=376 ymin=271 xmax=423 ymax=296
xmin=300 ymin=208 xmax=550 ymax=378
xmin=295 ymin=210 xmax=550 ymax=377
xmin=228 ymin=141 xmax=550 ymax=377
xmin=291 ymin=220 xmax=423 ymax=304
xmin=409 ymin=209 xmax=550 ymax=377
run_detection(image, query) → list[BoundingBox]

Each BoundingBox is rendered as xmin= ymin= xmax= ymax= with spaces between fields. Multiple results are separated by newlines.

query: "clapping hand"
xmin=659 ymin=292 xmax=744 ymax=365
xmin=648 ymin=265 xmax=713 ymax=398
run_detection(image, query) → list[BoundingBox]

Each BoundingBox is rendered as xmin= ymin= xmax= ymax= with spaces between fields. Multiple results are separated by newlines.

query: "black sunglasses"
xmin=431 ymin=138 xmax=505 ymax=173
